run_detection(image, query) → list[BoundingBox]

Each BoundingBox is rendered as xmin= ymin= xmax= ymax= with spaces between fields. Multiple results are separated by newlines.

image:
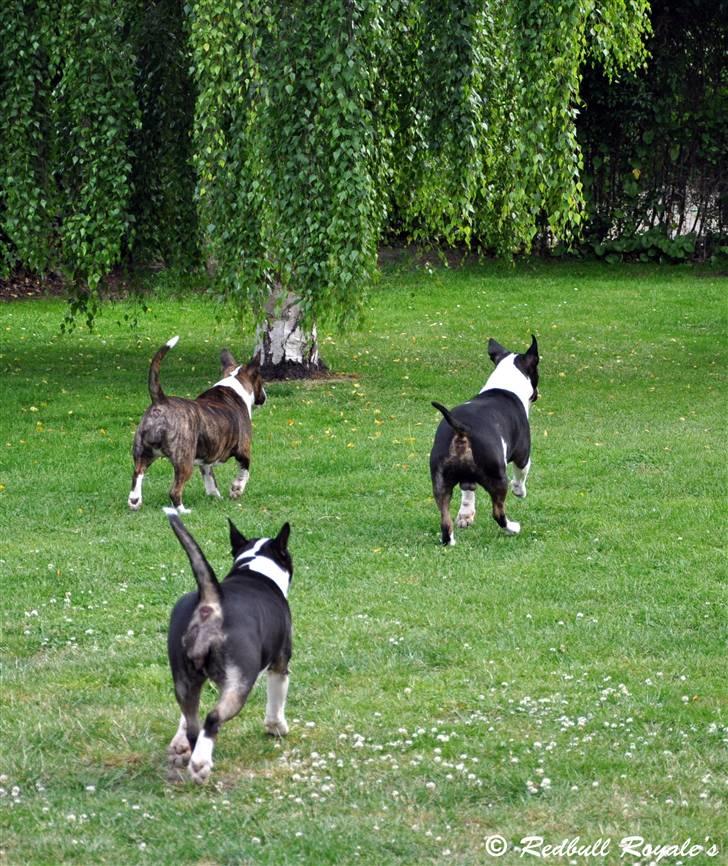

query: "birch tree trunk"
xmin=254 ymin=291 xmax=326 ymax=379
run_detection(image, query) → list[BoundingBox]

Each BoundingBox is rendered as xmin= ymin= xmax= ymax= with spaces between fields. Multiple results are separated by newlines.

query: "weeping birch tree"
xmin=1 ymin=1 xmax=651 ymax=369
xmin=189 ymin=0 xmax=650 ymax=374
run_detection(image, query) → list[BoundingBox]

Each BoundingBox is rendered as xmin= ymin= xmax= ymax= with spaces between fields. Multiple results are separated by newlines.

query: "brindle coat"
xmin=128 ymin=341 xmax=266 ymax=510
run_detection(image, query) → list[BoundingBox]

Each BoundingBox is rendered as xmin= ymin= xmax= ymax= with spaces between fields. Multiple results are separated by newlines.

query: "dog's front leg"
xmin=456 ymin=484 xmax=477 ymax=528
xmin=200 ymin=465 xmax=222 ymax=498
xmin=229 ymin=457 xmax=250 ymax=499
xmin=511 ymin=459 xmax=531 ymax=498
xmin=168 ymin=714 xmax=194 ymax=769
xmin=168 ymin=680 xmax=203 ymax=774
xmin=264 ymin=668 xmax=290 ymax=737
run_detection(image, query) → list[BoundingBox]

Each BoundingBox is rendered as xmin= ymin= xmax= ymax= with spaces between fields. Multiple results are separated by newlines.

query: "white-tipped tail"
xmin=166 ymin=335 xmax=180 ymax=349
xmin=163 ymin=506 xmax=178 ymax=517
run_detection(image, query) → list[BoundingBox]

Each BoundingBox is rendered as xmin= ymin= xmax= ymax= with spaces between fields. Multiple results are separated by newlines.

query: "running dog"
xmin=165 ymin=510 xmax=293 ymax=783
xmin=128 ymin=337 xmax=266 ymax=512
xmin=429 ymin=336 xmax=540 ymax=545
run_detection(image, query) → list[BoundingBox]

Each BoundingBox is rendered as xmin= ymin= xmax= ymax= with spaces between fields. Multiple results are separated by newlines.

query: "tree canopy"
xmin=1 ymin=0 xmax=654 ymax=325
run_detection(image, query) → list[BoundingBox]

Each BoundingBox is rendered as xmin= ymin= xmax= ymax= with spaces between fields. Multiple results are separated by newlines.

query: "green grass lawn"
xmin=1 ymin=260 xmax=726 ymax=865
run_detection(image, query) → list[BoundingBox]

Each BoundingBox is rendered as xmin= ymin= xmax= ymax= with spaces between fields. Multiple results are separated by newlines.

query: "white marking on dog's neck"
xmin=214 ymin=367 xmax=254 ymax=417
xmin=234 ymin=539 xmax=290 ymax=598
xmin=480 ymin=354 xmax=533 ymax=416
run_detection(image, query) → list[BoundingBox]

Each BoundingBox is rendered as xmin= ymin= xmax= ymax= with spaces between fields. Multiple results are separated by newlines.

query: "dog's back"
xmin=430 ymin=390 xmax=531 ymax=484
xmin=168 ymin=574 xmax=292 ymax=687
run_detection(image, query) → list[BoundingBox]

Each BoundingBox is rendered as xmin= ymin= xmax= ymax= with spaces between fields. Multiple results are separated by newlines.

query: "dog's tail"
xmin=432 ymin=401 xmax=473 ymax=459
xmin=164 ymin=508 xmax=224 ymax=669
xmin=432 ymin=401 xmax=469 ymax=436
xmin=148 ymin=336 xmax=179 ymax=404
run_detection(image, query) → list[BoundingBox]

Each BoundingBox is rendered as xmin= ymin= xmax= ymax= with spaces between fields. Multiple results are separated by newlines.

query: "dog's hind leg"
xmin=189 ymin=666 xmax=253 ymax=784
xmin=169 ymin=461 xmax=194 ymax=513
xmin=264 ymin=662 xmax=290 ymax=737
xmin=511 ymin=458 xmax=531 ymax=498
xmin=488 ymin=480 xmax=520 ymax=535
xmin=432 ymin=474 xmax=456 ymax=546
xmin=199 ymin=464 xmax=222 ymax=499
xmin=456 ymin=483 xmax=477 ymax=528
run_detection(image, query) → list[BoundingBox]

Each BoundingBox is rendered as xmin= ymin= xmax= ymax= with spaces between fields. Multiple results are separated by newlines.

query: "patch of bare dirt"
xmin=0 ymin=269 xmax=66 ymax=301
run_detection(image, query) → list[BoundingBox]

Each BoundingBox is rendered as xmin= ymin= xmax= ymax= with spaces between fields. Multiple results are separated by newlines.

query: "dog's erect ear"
xmin=274 ymin=522 xmax=291 ymax=551
xmin=228 ymin=518 xmax=248 ymax=556
xmin=220 ymin=349 xmax=239 ymax=376
xmin=487 ymin=338 xmax=510 ymax=366
xmin=519 ymin=335 xmax=539 ymax=372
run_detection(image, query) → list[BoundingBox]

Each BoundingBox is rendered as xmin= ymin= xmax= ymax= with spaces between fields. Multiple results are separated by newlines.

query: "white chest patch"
xmin=234 ymin=540 xmax=290 ymax=598
xmin=480 ymin=354 xmax=533 ymax=416
xmin=214 ymin=368 xmax=254 ymax=417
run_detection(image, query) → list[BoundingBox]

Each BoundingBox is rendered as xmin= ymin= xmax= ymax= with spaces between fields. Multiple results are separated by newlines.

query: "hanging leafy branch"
xmin=0 ymin=0 xmax=54 ymax=275
xmin=1 ymin=0 xmax=195 ymax=313
xmin=190 ymin=0 xmax=388 ymax=328
xmin=507 ymin=0 xmax=650 ymax=248
xmin=52 ymin=0 xmax=140 ymax=294
xmin=578 ymin=0 xmax=726 ymax=260
xmin=386 ymin=1 xmax=494 ymax=247
xmin=129 ymin=0 xmax=198 ymax=268
xmin=2 ymin=0 xmax=654 ymax=329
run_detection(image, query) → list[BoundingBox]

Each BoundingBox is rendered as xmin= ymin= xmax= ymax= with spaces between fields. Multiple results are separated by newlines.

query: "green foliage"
xmin=0 ymin=0 xmax=141 ymax=290
xmin=0 ymin=0 xmax=198 ymax=311
xmin=0 ymin=1 xmax=54 ymax=274
xmin=190 ymin=0 xmax=651 ymax=321
xmin=51 ymin=0 xmax=140 ymax=290
xmin=506 ymin=0 xmax=650 ymax=250
xmin=384 ymin=2 xmax=498 ymax=248
xmin=129 ymin=0 xmax=199 ymax=269
xmin=589 ymin=228 xmax=697 ymax=263
xmin=189 ymin=0 xmax=388 ymax=328
xmin=2 ymin=0 xmax=653 ymax=326
xmin=578 ymin=0 xmax=727 ymax=257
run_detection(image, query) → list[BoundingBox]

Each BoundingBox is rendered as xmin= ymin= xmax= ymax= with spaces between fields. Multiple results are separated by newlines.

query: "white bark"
xmin=254 ymin=292 xmax=321 ymax=370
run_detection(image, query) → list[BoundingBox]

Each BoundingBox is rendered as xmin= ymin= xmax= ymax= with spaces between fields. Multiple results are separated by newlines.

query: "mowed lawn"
xmin=0 ymin=260 xmax=725 ymax=865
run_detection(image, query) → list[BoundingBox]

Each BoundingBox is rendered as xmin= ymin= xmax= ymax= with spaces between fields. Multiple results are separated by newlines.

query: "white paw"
xmin=188 ymin=732 xmax=214 ymax=783
xmin=229 ymin=486 xmax=245 ymax=500
xmin=265 ymin=717 xmax=289 ymax=737
xmin=176 ymin=504 xmax=191 ymax=514
xmin=188 ymin=757 xmax=212 ymax=784
xmin=128 ymin=497 xmax=142 ymax=511
xmin=456 ymin=510 xmax=475 ymax=528
xmin=511 ymin=480 xmax=527 ymax=498
xmin=504 ymin=520 xmax=521 ymax=535
xmin=167 ymin=734 xmax=191 ymax=768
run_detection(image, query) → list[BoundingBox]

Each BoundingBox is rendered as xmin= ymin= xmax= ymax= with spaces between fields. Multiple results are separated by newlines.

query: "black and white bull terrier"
xmin=165 ymin=510 xmax=293 ymax=784
xmin=429 ymin=336 xmax=540 ymax=545
xmin=128 ymin=337 xmax=266 ymax=512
